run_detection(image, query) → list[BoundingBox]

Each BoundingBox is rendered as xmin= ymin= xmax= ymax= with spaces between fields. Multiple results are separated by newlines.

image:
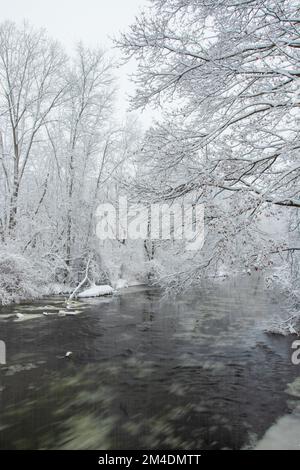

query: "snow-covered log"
xmin=78 ymin=285 xmax=114 ymax=298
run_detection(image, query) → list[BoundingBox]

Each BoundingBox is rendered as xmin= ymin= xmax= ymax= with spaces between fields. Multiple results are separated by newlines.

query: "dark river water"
xmin=0 ymin=277 xmax=299 ymax=450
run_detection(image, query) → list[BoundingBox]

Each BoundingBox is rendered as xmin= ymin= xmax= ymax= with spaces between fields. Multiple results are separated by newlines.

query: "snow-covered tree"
xmin=118 ymin=0 xmax=300 ymax=290
xmin=0 ymin=22 xmax=144 ymax=303
xmin=0 ymin=21 xmax=67 ymax=238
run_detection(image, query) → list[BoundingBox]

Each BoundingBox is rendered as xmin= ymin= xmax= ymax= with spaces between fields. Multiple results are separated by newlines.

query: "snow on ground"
xmin=78 ymin=285 xmax=114 ymax=298
xmin=255 ymin=409 xmax=300 ymax=450
xmin=255 ymin=378 xmax=300 ymax=450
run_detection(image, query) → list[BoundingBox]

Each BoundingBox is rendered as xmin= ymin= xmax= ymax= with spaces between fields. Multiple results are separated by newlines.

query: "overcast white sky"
xmin=0 ymin=0 xmax=150 ymax=122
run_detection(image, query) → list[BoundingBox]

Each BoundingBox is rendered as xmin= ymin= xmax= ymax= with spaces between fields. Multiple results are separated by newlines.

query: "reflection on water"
xmin=0 ymin=278 xmax=299 ymax=449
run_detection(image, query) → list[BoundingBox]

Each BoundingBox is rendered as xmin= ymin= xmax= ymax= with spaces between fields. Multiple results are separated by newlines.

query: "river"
xmin=0 ymin=277 xmax=299 ymax=449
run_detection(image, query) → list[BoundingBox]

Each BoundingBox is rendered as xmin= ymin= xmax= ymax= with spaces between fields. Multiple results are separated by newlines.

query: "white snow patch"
xmin=256 ymin=378 xmax=300 ymax=449
xmin=255 ymin=409 xmax=300 ymax=450
xmin=114 ymin=279 xmax=129 ymax=289
xmin=78 ymin=285 xmax=113 ymax=298
xmin=14 ymin=313 xmax=43 ymax=322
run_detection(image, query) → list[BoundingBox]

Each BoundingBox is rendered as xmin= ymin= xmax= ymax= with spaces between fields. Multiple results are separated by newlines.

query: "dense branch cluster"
xmin=118 ymin=0 xmax=300 ymax=289
xmin=0 ymin=21 xmax=139 ymax=299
